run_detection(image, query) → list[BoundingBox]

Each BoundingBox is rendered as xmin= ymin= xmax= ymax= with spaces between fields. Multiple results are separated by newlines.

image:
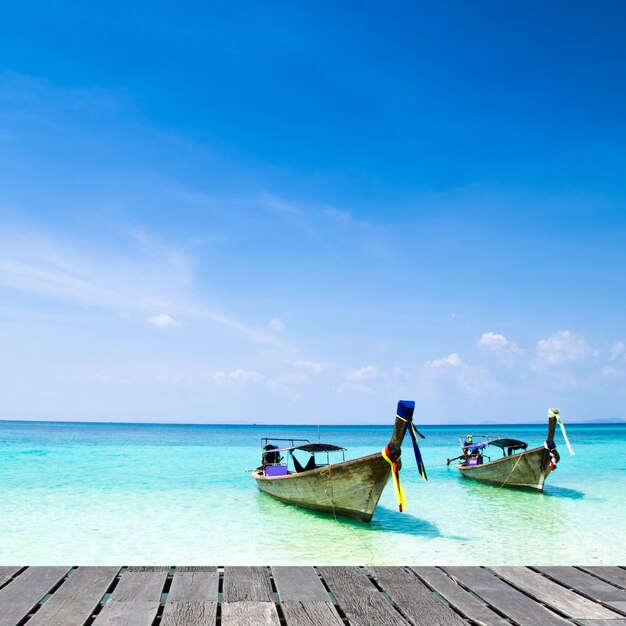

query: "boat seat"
xmin=265 ymin=465 xmax=288 ymax=477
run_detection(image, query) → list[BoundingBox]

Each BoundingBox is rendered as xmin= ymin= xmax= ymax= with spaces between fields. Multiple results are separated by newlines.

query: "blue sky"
xmin=1 ymin=1 xmax=625 ymax=424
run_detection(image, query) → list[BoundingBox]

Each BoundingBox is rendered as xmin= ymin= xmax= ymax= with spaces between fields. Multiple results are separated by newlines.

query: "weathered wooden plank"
xmin=444 ymin=566 xmax=571 ymax=626
xmin=412 ymin=567 xmax=510 ymax=626
xmin=104 ymin=570 xmax=167 ymax=602
xmin=492 ymin=566 xmax=621 ymax=620
xmin=126 ymin=566 xmax=170 ymax=572
xmin=536 ymin=567 xmax=626 ymax=607
xmin=221 ymin=601 xmax=280 ymax=626
xmin=93 ymin=570 xmax=167 ymax=626
xmin=168 ymin=570 xmax=219 ymax=602
xmin=0 ymin=566 xmax=70 ymax=626
xmin=281 ymin=600 xmax=345 ymax=626
xmin=273 ymin=566 xmax=329 ymax=601
xmin=0 ymin=567 xmax=21 ymax=588
xmin=272 ymin=567 xmax=343 ymax=625
xmin=576 ymin=620 xmax=626 ymax=626
xmin=368 ymin=566 xmax=466 ymax=626
xmin=93 ymin=600 xmax=162 ymax=625
xmin=579 ymin=567 xmax=626 ymax=591
xmin=176 ymin=566 xmax=218 ymax=572
xmin=161 ymin=602 xmax=217 ymax=626
xmin=318 ymin=566 xmax=411 ymax=626
xmin=27 ymin=566 xmax=119 ymax=626
xmin=223 ymin=566 xmax=273 ymax=602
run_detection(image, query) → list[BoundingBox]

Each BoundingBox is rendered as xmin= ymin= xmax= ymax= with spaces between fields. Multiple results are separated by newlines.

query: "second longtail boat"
xmin=447 ymin=408 xmax=574 ymax=491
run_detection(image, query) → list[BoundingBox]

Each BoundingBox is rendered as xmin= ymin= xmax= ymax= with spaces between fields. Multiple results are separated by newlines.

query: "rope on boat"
xmin=484 ymin=450 xmax=526 ymax=503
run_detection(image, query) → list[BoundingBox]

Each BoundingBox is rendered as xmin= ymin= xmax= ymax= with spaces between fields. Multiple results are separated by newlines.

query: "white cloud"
xmin=477 ymin=332 xmax=519 ymax=352
xmin=425 ymin=353 xmax=463 ymax=369
xmin=345 ymin=364 xmax=379 ymax=381
xmin=293 ymin=360 xmax=334 ymax=374
xmin=268 ymin=317 xmax=285 ymax=332
xmin=536 ymin=330 xmax=594 ymax=366
xmin=477 ymin=332 xmax=520 ymax=368
xmin=213 ymin=369 xmax=265 ymax=385
xmin=148 ymin=313 xmax=181 ymax=328
xmin=610 ymin=341 xmax=625 ymax=361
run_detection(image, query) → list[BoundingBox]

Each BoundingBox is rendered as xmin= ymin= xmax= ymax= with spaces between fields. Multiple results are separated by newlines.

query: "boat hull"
xmin=253 ymin=453 xmax=391 ymax=522
xmin=458 ymin=445 xmax=552 ymax=491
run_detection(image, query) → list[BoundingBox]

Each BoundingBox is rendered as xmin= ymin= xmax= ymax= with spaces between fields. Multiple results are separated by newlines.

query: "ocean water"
xmin=0 ymin=420 xmax=624 ymax=565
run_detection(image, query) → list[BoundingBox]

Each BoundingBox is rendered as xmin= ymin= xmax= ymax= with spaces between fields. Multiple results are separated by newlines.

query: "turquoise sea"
xmin=0 ymin=420 xmax=624 ymax=565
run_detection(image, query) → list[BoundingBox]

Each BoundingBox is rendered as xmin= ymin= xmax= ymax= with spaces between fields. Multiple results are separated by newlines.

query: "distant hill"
xmin=579 ymin=417 xmax=626 ymax=424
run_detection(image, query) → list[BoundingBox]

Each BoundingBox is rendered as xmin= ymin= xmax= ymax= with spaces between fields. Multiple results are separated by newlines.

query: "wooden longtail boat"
xmin=447 ymin=408 xmax=573 ymax=491
xmin=252 ymin=400 xmax=427 ymax=522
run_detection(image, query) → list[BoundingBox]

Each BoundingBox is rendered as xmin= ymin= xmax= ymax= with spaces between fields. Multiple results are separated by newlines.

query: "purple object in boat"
xmin=265 ymin=465 xmax=288 ymax=477
xmin=467 ymin=456 xmax=482 ymax=466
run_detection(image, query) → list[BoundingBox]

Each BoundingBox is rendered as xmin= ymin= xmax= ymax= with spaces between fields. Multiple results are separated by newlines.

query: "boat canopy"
xmin=464 ymin=438 xmax=527 ymax=452
xmin=490 ymin=438 xmax=527 ymax=451
xmin=270 ymin=443 xmax=346 ymax=454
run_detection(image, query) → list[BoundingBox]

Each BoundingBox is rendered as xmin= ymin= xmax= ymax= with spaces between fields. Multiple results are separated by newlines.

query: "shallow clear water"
xmin=0 ymin=421 xmax=623 ymax=564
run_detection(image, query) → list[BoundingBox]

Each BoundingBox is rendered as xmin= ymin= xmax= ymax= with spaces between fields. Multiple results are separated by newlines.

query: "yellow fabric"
xmin=381 ymin=447 xmax=407 ymax=511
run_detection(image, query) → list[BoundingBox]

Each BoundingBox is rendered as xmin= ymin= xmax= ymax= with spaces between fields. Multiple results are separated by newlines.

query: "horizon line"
xmin=0 ymin=418 xmax=622 ymax=427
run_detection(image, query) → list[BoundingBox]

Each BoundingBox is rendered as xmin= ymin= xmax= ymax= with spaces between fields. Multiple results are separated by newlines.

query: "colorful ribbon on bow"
xmin=381 ymin=444 xmax=407 ymax=512
xmin=396 ymin=414 xmax=428 ymax=481
xmin=549 ymin=408 xmax=575 ymax=455
xmin=381 ymin=401 xmax=428 ymax=513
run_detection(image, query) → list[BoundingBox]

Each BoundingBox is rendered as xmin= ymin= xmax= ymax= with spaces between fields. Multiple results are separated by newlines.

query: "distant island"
xmin=580 ymin=417 xmax=626 ymax=424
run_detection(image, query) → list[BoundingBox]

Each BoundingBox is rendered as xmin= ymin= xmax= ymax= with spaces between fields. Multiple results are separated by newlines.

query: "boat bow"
xmin=381 ymin=400 xmax=428 ymax=512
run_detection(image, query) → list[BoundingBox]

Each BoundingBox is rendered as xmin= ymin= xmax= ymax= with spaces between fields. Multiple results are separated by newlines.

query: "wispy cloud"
xmin=0 ymin=224 xmax=283 ymax=346
xmin=213 ymin=369 xmax=265 ymax=385
xmin=258 ymin=191 xmax=390 ymax=258
xmin=293 ymin=359 xmax=334 ymax=374
xmin=345 ymin=364 xmax=379 ymax=381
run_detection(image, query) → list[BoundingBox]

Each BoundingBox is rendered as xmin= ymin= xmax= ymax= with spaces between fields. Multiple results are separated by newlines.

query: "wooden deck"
xmin=0 ymin=566 xmax=624 ymax=625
